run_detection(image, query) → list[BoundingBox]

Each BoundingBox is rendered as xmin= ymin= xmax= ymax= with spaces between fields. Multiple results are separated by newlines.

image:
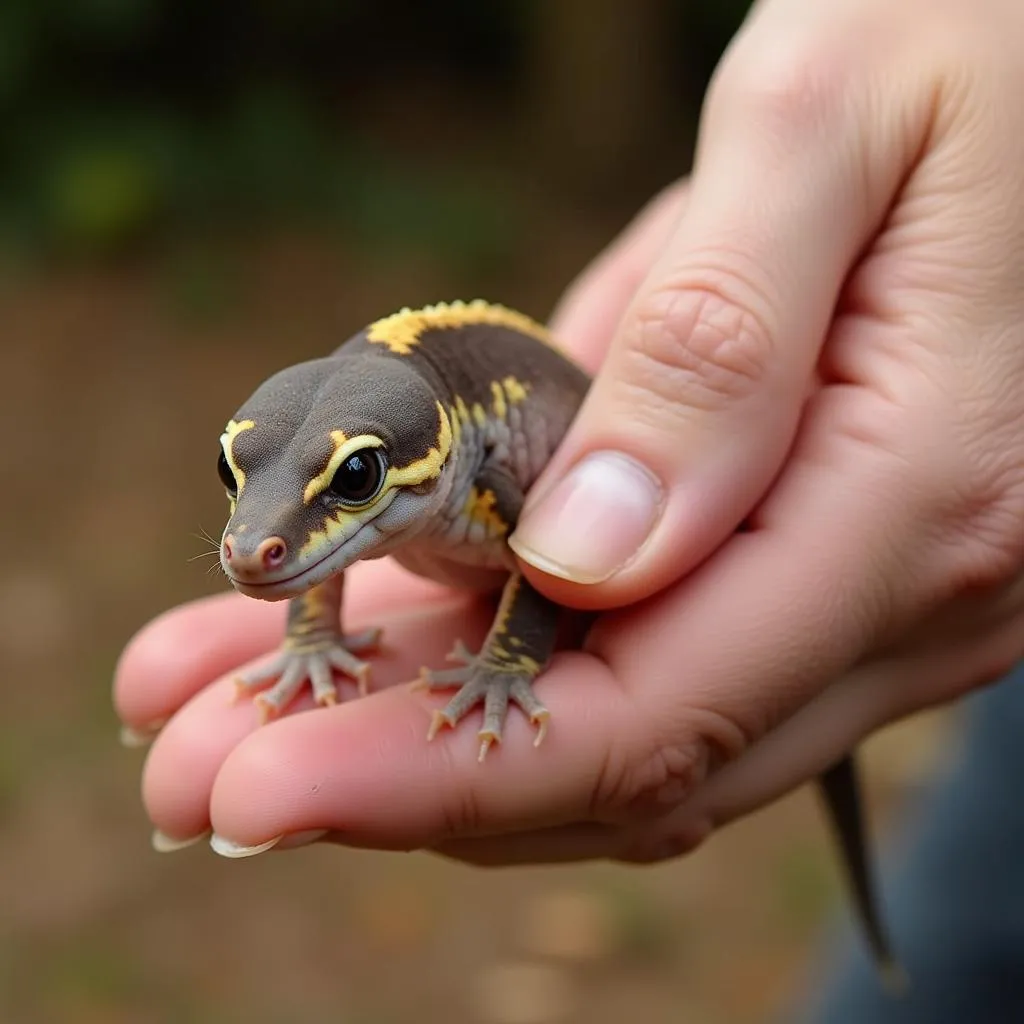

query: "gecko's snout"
xmin=222 ymin=534 xmax=289 ymax=577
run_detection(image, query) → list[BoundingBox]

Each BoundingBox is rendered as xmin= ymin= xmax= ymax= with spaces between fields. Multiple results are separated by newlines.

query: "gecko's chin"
xmin=228 ymin=577 xmax=308 ymax=602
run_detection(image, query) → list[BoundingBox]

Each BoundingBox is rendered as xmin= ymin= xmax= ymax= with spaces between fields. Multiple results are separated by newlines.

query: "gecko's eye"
xmin=217 ymin=450 xmax=238 ymax=496
xmin=328 ymin=448 xmax=386 ymax=505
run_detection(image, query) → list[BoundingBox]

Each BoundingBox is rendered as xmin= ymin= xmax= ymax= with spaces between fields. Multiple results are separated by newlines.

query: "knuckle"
xmin=590 ymin=704 xmax=749 ymax=823
xmin=620 ymin=281 xmax=776 ymax=413
xmin=709 ymin=32 xmax=846 ymax=137
xmin=592 ymin=735 xmax=710 ymax=822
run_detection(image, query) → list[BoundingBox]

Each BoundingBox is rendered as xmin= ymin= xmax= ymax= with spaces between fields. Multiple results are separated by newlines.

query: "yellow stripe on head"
xmin=303 ymin=401 xmax=452 ymax=508
xmin=386 ymin=402 xmax=453 ymax=487
xmin=220 ymin=419 xmax=255 ymax=494
xmin=302 ymin=430 xmax=386 ymax=504
xmin=366 ymin=300 xmax=553 ymax=356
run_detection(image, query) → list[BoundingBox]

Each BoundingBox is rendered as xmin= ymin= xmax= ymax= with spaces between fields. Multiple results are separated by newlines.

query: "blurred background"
xmin=0 ymin=2 xmax=955 ymax=1022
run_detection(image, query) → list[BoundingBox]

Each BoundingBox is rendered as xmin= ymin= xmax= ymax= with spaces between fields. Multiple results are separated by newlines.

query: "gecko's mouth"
xmin=223 ymin=539 xmax=352 ymax=602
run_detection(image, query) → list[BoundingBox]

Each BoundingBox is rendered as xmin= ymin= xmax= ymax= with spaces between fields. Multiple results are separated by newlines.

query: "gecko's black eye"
xmin=217 ymin=451 xmax=238 ymax=496
xmin=328 ymin=448 xmax=386 ymax=505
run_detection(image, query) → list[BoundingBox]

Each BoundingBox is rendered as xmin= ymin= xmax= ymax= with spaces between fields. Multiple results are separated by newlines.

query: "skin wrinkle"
xmin=833 ymin=124 xmax=1024 ymax=599
xmin=619 ymin=286 xmax=775 ymax=414
xmin=704 ymin=20 xmax=857 ymax=157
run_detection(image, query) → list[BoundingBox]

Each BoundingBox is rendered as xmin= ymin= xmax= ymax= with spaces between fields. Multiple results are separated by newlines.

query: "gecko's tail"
xmin=816 ymin=755 xmax=911 ymax=998
xmin=878 ymin=957 xmax=911 ymax=997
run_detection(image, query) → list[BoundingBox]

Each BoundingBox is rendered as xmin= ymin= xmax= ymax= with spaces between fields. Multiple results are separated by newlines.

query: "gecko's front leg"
xmin=234 ymin=573 xmax=381 ymax=722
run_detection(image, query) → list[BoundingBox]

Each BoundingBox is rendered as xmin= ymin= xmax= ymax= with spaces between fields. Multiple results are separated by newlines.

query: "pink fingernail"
xmin=510 ymin=452 xmax=663 ymax=583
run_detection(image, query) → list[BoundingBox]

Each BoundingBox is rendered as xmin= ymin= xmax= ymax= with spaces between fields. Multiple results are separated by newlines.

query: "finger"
xmin=140 ymin=593 xmax=493 ymax=844
xmin=114 ymin=559 xmax=451 ymax=738
xmin=510 ymin=44 xmax=915 ymax=610
xmin=548 ymin=178 xmax=689 ymax=371
xmin=201 ymin=651 xmax=647 ymax=855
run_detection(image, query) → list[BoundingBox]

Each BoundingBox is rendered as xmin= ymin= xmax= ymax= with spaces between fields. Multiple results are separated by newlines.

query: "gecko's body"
xmin=216 ymin=300 xmax=903 ymax=989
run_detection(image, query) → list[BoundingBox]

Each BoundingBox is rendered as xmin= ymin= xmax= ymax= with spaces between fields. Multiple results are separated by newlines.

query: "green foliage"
xmin=0 ymin=1 xmax=747 ymax=260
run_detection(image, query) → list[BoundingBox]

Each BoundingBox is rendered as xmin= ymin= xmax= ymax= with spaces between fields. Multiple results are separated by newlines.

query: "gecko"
xmin=215 ymin=299 xmax=905 ymax=991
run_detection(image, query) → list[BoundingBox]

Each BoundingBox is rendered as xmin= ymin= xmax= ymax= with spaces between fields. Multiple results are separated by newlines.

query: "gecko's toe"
xmin=427 ymin=709 xmax=454 ymax=742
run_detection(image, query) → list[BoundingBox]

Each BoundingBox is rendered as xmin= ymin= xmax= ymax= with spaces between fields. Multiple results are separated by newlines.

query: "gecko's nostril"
xmin=258 ymin=537 xmax=288 ymax=569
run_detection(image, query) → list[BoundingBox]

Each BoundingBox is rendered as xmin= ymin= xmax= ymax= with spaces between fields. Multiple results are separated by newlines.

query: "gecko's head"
xmin=216 ymin=355 xmax=455 ymax=600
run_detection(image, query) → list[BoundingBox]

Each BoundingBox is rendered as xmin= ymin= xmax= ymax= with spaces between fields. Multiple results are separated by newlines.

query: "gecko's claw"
xmin=445 ymin=639 xmax=476 ymax=665
xmin=531 ymin=709 xmax=551 ymax=748
xmin=427 ymin=709 xmax=453 ymax=742
xmin=477 ymin=729 xmax=500 ymax=762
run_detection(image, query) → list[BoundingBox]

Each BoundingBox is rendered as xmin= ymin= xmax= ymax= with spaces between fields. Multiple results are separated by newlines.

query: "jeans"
xmin=796 ymin=665 xmax=1024 ymax=1023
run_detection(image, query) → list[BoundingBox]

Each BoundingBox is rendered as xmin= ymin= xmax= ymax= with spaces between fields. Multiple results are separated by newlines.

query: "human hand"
xmin=117 ymin=0 xmax=1024 ymax=865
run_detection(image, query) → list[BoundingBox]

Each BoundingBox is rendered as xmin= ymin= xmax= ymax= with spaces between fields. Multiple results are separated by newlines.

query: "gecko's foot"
xmin=233 ymin=627 xmax=381 ymax=722
xmin=413 ymin=640 xmax=549 ymax=761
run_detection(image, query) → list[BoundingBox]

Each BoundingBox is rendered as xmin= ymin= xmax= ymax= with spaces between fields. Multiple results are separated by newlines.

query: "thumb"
xmin=510 ymin=50 xmax=900 ymax=609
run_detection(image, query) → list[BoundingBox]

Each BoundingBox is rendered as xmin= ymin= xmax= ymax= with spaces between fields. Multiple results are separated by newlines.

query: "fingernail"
xmin=152 ymin=828 xmax=210 ymax=853
xmin=509 ymin=452 xmax=664 ymax=583
xmin=119 ymin=719 xmax=167 ymax=748
xmin=209 ymin=828 xmax=328 ymax=859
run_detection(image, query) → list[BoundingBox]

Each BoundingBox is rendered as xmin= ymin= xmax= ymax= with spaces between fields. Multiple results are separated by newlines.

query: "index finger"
xmin=114 ymin=559 xmax=451 ymax=736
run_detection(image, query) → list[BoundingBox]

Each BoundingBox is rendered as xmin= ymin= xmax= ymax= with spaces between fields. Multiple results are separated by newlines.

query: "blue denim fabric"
xmin=795 ymin=666 xmax=1024 ymax=1023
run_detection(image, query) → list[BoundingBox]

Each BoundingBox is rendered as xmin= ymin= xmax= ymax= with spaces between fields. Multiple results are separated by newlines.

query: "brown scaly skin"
xmin=214 ymin=300 xmax=905 ymax=991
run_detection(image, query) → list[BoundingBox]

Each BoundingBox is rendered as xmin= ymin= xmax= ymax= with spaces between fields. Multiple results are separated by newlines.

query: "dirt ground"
xmin=0 ymin=211 xmax=956 ymax=1024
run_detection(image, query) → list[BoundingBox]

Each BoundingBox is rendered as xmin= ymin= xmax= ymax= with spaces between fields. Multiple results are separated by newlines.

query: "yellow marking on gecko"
xmin=283 ymin=586 xmax=332 ymax=646
xmin=487 ymin=643 xmax=540 ymax=674
xmin=220 ymin=419 xmax=255 ymax=494
xmin=451 ymin=378 xmax=531 ymax=436
xmin=386 ymin=402 xmax=453 ymax=487
xmin=463 ymin=486 xmax=508 ymax=536
xmin=491 ymin=574 xmax=520 ymax=637
xmin=490 ymin=381 xmax=507 ymax=419
xmin=303 ymin=431 xmax=384 ymax=505
xmin=502 ymin=376 xmax=529 ymax=403
xmin=298 ymin=507 xmax=360 ymax=561
xmin=298 ymin=403 xmax=452 ymax=560
xmin=489 ymin=377 xmax=530 ymax=421
xmin=366 ymin=300 xmax=553 ymax=356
